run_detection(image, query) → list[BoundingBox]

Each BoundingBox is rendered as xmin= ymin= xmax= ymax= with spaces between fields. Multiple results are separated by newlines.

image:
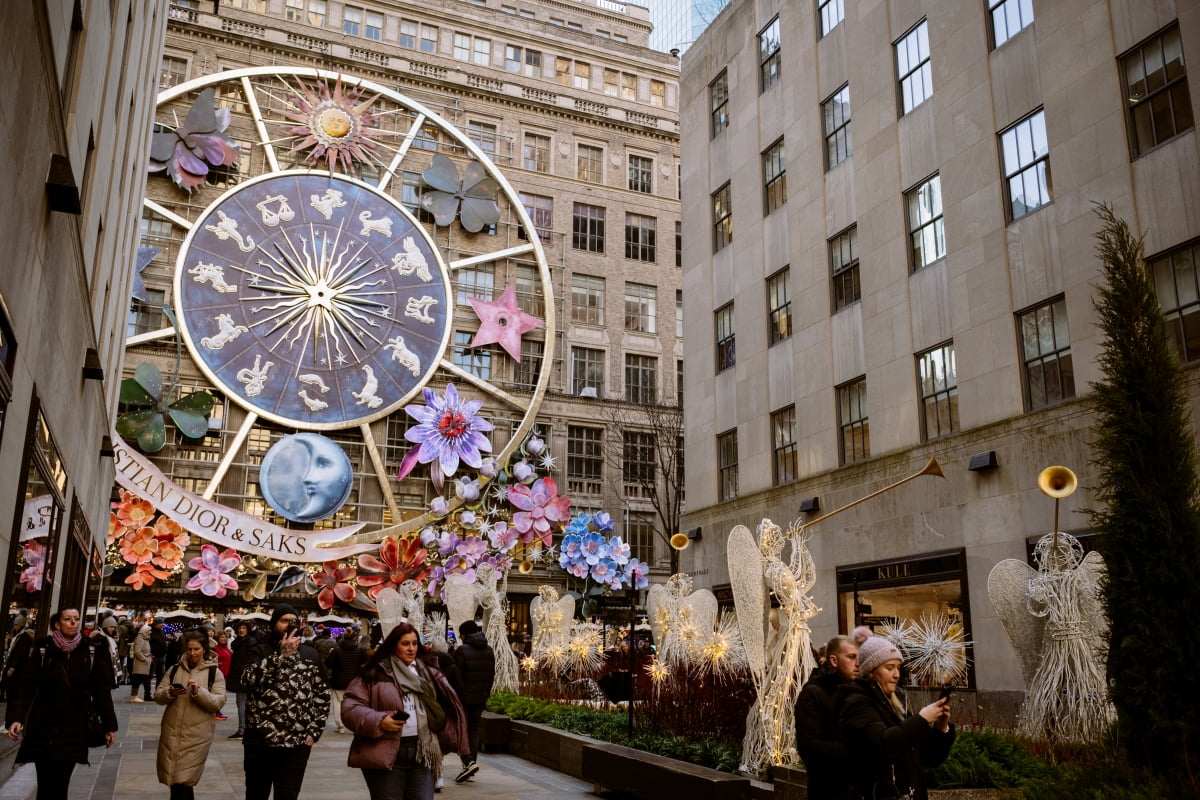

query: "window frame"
xmin=767 ymin=267 xmax=792 ymax=345
xmin=522 ymin=131 xmax=550 ymax=173
xmin=571 ymin=202 xmax=605 ymax=253
xmin=513 ymin=338 xmax=544 ymax=390
xmin=759 ymin=17 xmax=782 ymax=93
xmin=999 ymin=108 xmax=1052 ymax=221
xmin=577 ymin=143 xmax=604 ymax=184
xmin=989 ymin=0 xmax=1034 ymax=49
xmin=895 ymin=19 xmax=932 ymax=115
xmin=1150 ymin=238 xmax=1200 ymax=363
xmin=624 ymin=354 xmax=658 ymax=404
xmin=830 ymin=225 xmax=860 ymax=311
xmin=712 ymin=182 xmax=732 ymax=252
xmin=453 ymin=330 xmax=493 ymax=380
xmin=819 ymin=0 xmax=844 ymax=37
xmin=628 ymin=154 xmax=653 ymax=194
xmin=906 ymin=173 xmax=945 ymax=272
xmin=517 ymin=192 xmax=552 ymax=244
xmin=762 ymin=138 xmax=787 ymax=215
xmin=771 ymin=405 xmax=798 ymax=485
xmin=837 ymin=376 xmax=870 ymax=464
xmin=715 ymin=302 xmax=736 ymax=373
xmin=823 ymin=84 xmax=852 ymax=169
xmin=1017 ymin=295 xmax=1075 ymax=411
xmin=916 ymin=341 xmax=958 ymax=441
xmin=570 ymin=274 xmax=605 ymax=326
xmin=455 ymin=264 xmax=494 ymax=306
xmin=710 ymin=70 xmax=729 ymax=138
xmin=1120 ymin=23 xmax=1194 ymax=157
xmin=570 ymin=346 xmax=605 ymax=396
xmin=717 ymin=428 xmax=738 ymax=502
xmin=566 ymin=425 xmax=603 ymax=495
xmin=624 ymin=281 xmax=657 ymax=333
xmin=624 ymin=213 xmax=657 ymax=263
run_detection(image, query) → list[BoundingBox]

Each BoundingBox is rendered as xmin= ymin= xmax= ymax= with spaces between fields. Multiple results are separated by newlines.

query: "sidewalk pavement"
xmin=0 ymin=687 xmax=603 ymax=800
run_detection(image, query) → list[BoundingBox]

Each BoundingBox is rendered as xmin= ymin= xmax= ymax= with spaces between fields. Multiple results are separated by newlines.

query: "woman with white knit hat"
xmin=834 ymin=634 xmax=954 ymax=800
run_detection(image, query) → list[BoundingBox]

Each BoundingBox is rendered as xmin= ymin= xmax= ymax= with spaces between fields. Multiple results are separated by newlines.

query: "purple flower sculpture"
xmin=398 ymin=383 xmax=494 ymax=481
xmin=186 ymin=544 xmax=241 ymax=598
xmin=508 ymin=477 xmax=571 ymax=546
xmin=488 ymin=521 xmax=518 ymax=552
xmin=149 ymin=88 xmax=239 ymax=193
xmin=626 ymin=558 xmax=650 ymax=591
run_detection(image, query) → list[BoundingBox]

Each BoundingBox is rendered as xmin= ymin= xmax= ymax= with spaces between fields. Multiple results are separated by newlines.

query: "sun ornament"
xmin=281 ymin=75 xmax=395 ymax=174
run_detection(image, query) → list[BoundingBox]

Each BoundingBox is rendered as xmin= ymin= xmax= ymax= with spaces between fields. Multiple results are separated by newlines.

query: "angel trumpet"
xmin=1038 ymin=465 xmax=1077 ymax=549
xmin=669 ymin=532 xmax=690 ymax=550
xmin=797 ymin=456 xmax=944 ymax=533
xmin=518 ymin=559 xmax=534 ymax=574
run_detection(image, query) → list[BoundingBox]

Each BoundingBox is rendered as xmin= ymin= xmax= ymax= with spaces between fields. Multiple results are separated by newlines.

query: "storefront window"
xmin=836 ymin=548 xmax=974 ymax=688
xmin=0 ymin=298 xmax=15 ymax=439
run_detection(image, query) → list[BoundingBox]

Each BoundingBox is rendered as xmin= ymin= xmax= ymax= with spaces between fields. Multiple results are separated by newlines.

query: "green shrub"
xmin=1020 ymin=759 xmax=1182 ymax=800
xmin=928 ymin=730 xmax=1048 ymax=789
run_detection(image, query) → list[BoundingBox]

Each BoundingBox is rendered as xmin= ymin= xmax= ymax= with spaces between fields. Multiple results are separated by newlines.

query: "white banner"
xmin=112 ymin=433 xmax=380 ymax=562
xmin=21 ymin=495 xmax=54 ymax=542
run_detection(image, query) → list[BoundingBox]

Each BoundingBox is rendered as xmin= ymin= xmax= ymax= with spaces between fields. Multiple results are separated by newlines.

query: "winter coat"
xmin=452 ymin=632 xmax=495 ymax=705
xmin=5 ymin=636 xmax=118 ymax=765
xmin=214 ymin=644 xmax=232 ymax=676
xmin=132 ymin=629 xmax=153 ymax=675
xmin=241 ymin=637 xmax=330 ymax=747
xmin=150 ymin=627 xmax=167 ymax=659
xmin=794 ymin=670 xmax=855 ymax=800
xmin=325 ymin=637 xmax=367 ymax=690
xmin=834 ymin=679 xmax=955 ymax=800
xmin=154 ymin=657 xmax=226 ymax=787
xmin=342 ymin=659 xmax=469 ymax=770
xmin=313 ymin=633 xmax=335 ymax=680
xmin=226 ymin=629 xmax=260 ymax=693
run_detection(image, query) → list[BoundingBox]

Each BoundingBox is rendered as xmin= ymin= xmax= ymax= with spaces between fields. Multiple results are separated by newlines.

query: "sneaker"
xmin=129 ymin=696 xmax=144 ymax=703
xmin=455 ymin=762 xmax=479 ymax=784
xmin=215 ymin=713 xmax=227 ymax=720
xmin=228 ymin=730 xmax=243 ymax=740
xmin=336 ymin=726 xmax=345 ymax=734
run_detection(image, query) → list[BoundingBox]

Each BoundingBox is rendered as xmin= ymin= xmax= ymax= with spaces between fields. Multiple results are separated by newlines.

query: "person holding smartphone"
xmin=154 ymin=631 xmax=226 ymax=800
xmin=341 ymin=623 xmax=468 ymax=800
xmin=835 ymin=636 xmax=954 ymax=800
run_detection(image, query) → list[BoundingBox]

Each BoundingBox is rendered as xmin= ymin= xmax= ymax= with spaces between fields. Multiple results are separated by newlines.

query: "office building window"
xmin=623 ymin=431 xmax=656 ymax=486
xmin=629 ymin=154 xmax=653 ymax=193
xmin=400 ymin=171 xmax=436 ymax=224
xmin=343 ymin=5 xmax=362 ymax=35
xmin=572 ymin=202 xmax=605 ymax=252
xmin=571 ymin=347 xmax=605 ymax=396
xmin=717 ymin=429 xmax=738 ymax=501
xmin=577 ymin=143 xmax=604 ymax=183
xmin=625 ymin=510 xmax=655 ymax=564
xmin=567 ymin=425 xmax=603 ymax=495
xmin=820 ymin=0 xmax=844 ymax=36
xmin=420 ymin=24 xmax=438 ymax=52
xmin=514 ymin=264 xmax=544 ymax=317
xmin=620 ymin=73 xmax=637 ymax=100
xmin=513 ymin=339 xmax=543 ymax=389
xmin=555 ymin=56 xmax=571 ymax=85
xmin=571 ymin=274 xmax=605 ymax=325
xmin=455 ymin=265 xmax=494 ymax=305
xmin=1000 ymin=109 xmax=1051 ymax=220
xmin=505 ymin=45 xmax=523 ymax=72
xmin=603 ymin=69 xmax=620 ymax=96
xmin=399 ymin=19 xmax=417 ymax=47
xmin=762 ymin=138 xmax=787 ymax=214
xmin=650 ymin=80 xmax=666 ymax=108
xmin=767 ymin=268 xmax=791 ymax=345
xmin=365 ymin=10 xmax=383 ymax=39
xmin=574 ymin=61 xmax=591 ymax=90
xmin=522 ymin=132 xmax=550 ymax=173
xmin=1018 ymin=297 xmax=1075 ymax=410
xmin=676 ymin=290 xmax=684 ymax=339
xmin=896 ymin=20 xmax=932 ymax=114
xmin=772 ymin=405 xmax=798 ymax=485
xmin=467 ymin=121 xmax=497 ymax=158
xmin=523 ymin=48 xmax=542 ymax=77
xmin=475 ymin=37 xmax=492 ymax=66
xmin=160 ymin=55 xmax=187 ymax=89
xmin=1122 ymin=24 xmax=1194 ymax=156
xmin=917 ymin=342 xmax=958 ymax=440
xmin=1151 ymin=239 xmax=1200 ymax=362
xmin=624 ymin=282 xmax=657 ymax=333
xmin=625 ymin=355 xmax=658 ymax=404
xmin=128 ymin=289 xmax=166 ymax=337
xmin=711 ymin=71 xmax=729 ymax=137
xmin=676 ymin=360 xmax=684 ymax=406
xmin=715 ymin=302 xmax=735 ymax=372
xmin=989 ymin=0 xmax=1033 ymax=48
xmin=505 ymin=45 xmax=538 ymax=75
xmin=831 ymin=226 xmax=860 ymax=310
xmin=712 ymin=183 xmax=732 ymax=252
xmin=518 ymin=193 xmax=552 ymax=244
xmin=838 ymin=376 xmax=870 ymax=463
xmin=413 ymin=124 xmax=438 ymax=151
xmin=907 ymin=174 xmax=945 ymax=270
xmin=824 ymin=84 xmax=852 ymax=169
xmin=759 ymin=17 xmax=781 ymax=92
xmin=624 ymin=214 xmax=657 ymax=262
xmin=453 ymin=331 xmax=492 ymax=379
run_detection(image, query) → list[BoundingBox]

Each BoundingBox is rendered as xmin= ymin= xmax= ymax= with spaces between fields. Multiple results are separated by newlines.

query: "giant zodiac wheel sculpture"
xmin=128 ymin=67 xmax=555 ymax=558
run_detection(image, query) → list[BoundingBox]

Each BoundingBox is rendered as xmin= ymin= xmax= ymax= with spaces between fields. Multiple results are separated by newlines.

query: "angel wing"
xmin=551 ymin=594 xmax=576 ymax=647
xmin=375 ymin=587 xmax=406 ymax=640
xmin=684 ymin=588 xmax=719 ymax=637
xmin=987 ymin=558 xmax=1044 ymax=687
xmin=646 ymin=583 xmax=670 ymax=648
xmin=1076 ymin=550 xmax=1110 ymax=661
xmin=397 ymin=580 xmax=426 ymax=630
xmin=529 ymin=594 xmax=546 ymax=644
xmin=728 ymin=524 xmax=767 ymax=681
xmin=443 ymin=573 xmax=478 ymax=632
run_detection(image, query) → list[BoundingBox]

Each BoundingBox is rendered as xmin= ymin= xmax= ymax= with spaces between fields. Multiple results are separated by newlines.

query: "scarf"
xmin=389 ymin=657 xmax=442 ymax=778
xmin=52 ymin=630 xmax=82 ymax=654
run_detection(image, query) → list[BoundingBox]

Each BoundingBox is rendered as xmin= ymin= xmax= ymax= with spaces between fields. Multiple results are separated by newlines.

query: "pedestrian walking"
xmin=795 ymin=634 xmax=859 ymax=800
xmin=326 ymin=630 xmax=367 ymax=734
xmin=130 ymin=625 xmax=154 ymax=702
xmin=3 ymin=608 xmax=118 ymax=800
xmin=214 ymin=632 xmax=232 ymax=721
xmin=150 ymin=620 xmax=168 ymax=688
xmin=451 ymin=619 xmax=495 ymax=784
xmin=226 ymin=621 xmax=258 ymax=739
xmin=154 ymin=631 xmax=226 ymax=800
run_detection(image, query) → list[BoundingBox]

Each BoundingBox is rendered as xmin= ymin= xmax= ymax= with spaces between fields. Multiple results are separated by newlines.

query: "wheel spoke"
xmin=126 ymin=327 xmax=176 ymax=346
xmin=439 ymin=360 xmax=524 ymax=410
xmin=243 ymin=76 xmax=280 ymax=174
xmin=144 ymin=199 xmax=191 ymax=231
xmin=375 ymin=112 xmax=424 ymax=194
xmin=361 ymin=422 xmax=401 ymax=522
xmin=450 ymin=243 xmax=535 ymax=271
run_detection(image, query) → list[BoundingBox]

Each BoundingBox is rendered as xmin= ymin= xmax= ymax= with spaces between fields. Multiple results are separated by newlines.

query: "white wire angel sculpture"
xmin=646 ymin=573 xmax=718 ymax=671
xmin=988 ymin=531 xmax=1114 ymax=742
xmin=528 ymin=584 xmax=574 ymax=667
xmin=728 ymin=518 xmax=820 ymax=777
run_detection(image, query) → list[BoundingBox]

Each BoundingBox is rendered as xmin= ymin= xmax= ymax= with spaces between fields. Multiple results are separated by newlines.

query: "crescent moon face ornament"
xmin=259 ymin=433 xmax=354 ymax=523
xmin=174 ymin=171 xmax=452 ymax=429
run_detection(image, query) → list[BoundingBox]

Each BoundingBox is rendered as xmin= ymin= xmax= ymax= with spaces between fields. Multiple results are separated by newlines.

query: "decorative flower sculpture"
xmin=115 ymin=490 xmax=155 ymax=530
xmin=420 ymin=153 xmax=501 ymax=233
xmin=281 ymin=75 xmax=393 ymax=174
xmin=397 ymin=383 xmax=493 ymax=481
xmin=150 ymin=516 xmax=190 ymax=570
xmin=19 ymin=541 xmax=45 ymax=593
xmin=556 ymin=512 xmax=644 ymax=616
xmin=119 ymin=526 xmax=159 ymax=565
xmin=468 ymin=284 xmax=543 ymax=361
xmin=149 ymin=87 xmax=240 ymax=192
xmin=117 ymin=363 xmax=214 ymax=453
xmin=356 ymin=536 xmax=432 ymax=600
xmin=313 ymin=560 xmax=357 ymax=609
xmin=186 ymin=544 xmax=241 ymax=598
xmin=508 ymin=478 xmax=571 ymax=546
xmin=126 ymin=562 xmax=171 ymax=591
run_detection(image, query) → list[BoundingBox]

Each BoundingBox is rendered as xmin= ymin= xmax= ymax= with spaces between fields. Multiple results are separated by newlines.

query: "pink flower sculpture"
xmin=508 ymin=477 xmax=571 ymax=546
xmin=186 ymin=544 xmax=241 ymax=598
xmin=313 ymin=560 xmax=357 ymax=609
xmin=120 ymin=526 xmax=159 ymax=565
xmin=151 ymin=515 xmax=190 ymax=570
xmin=357 ymin=536 xmax=431 ymax=600
xmin=126 ymin=563 xmax=171 ymax=590
xmin=20 ymin=541 xmax=45 ymax=592
xmin=115 ymin=491 xmax=155 ymax=530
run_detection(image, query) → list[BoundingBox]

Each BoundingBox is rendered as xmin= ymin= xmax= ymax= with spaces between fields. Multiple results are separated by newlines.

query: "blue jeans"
xmin=362 ymin=737 xmax=434 ymax=800
xmin=236 ymin=691 xmax=248 ymax=731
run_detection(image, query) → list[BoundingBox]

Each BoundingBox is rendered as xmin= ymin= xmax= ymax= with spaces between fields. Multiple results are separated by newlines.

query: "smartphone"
xmin=391 ymin=709 xmax=409 ymax=722
xmin=938 ymin=686 xmax=953 ymax=700
xmin=286 ymin=622 xmax=300 ymax=636
xmin=171 ymin=683 xmax=185 ymax=690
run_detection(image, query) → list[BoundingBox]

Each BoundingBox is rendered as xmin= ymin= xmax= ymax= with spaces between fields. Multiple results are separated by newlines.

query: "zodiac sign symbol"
xmin=404 ymin=296 xmax=438 ymax=325
xmin=390 ymin=237 xmax=432 ymax=282
xmin=352 ymin=365 xmax=383 ymax=409
xmin=298 ymin=373 xmax=330 ymax=393
xmin=200 ymin=314 xmax=249 ymax=350
xmin=384 ymin=335 xmax=421 ymax=377
xmin=256 ymin=194 xmax=295 ymax=227
xmin=359 ymin=210 xmax=394 ymax=238
xmin=309 ymin=189 xmax=346 ymax=220
xmin=188 ymin=262 xmax=238 ymax=293
xmin=204 ymin=210 xmax=255 ymax=252
xmin=235 ymin=354 xmax=274 ymax=397
xmin=297 ymin=390 xmax=329 ymax=412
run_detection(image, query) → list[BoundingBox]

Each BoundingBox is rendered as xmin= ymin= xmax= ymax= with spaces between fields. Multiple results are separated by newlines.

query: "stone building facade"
xmin=678 ymin=0 xmax=1200 ymax=708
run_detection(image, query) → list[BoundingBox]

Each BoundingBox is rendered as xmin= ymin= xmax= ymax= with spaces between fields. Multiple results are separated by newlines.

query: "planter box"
xmin=582 ymin=739 xmax=752 ymax=800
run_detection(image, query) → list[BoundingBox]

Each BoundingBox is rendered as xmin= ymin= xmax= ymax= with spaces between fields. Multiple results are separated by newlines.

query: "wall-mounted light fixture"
xmin=967 ymin=451 xmax=999 ymax=472
xmin=83 ymin=347 xmax=104 ymax=381
xmin=46 ymin=153 xmax=81 ymax=215
xmin=799 ymin=496 xmax=820 ymax=514
xmin=99 ymin=435 xmax=115 ymax=458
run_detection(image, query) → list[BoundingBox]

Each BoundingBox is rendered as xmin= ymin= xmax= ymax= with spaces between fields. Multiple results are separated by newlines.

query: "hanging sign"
xmin=21 ymin=495 xmax=53 ymax=542
xmin=111 ymin=433 xmax=378 ymax=562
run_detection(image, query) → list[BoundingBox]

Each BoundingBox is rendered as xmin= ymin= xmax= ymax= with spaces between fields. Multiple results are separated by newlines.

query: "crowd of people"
xmin=1 ymin=605 xmax=497 ymax=800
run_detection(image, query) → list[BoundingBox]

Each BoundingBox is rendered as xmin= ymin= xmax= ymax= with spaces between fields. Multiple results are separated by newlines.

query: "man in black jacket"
xmin=148 ymin=619 xmax=167 ymax=689
xmin=794 ymin=634 xmax=859 ymax=800
xmin=324 ymin=631 xmax=365 ymax=734
xmin=451 ymin=619 xmax=495 ymax=784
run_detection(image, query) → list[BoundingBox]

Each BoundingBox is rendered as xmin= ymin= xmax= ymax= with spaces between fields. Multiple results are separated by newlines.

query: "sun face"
xmin=282 ymin=75 xmax=398 ymax=174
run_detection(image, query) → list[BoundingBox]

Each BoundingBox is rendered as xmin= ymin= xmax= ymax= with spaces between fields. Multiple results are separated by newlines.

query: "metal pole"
xmin=627 ymin=593 xmax=635 ymax=736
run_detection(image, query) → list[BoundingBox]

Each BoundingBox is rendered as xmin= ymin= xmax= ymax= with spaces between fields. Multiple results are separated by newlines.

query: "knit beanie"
xmin=270 ymin=604 xmax=300 ymax=627
xmin=857 ymin=635 xmax=903 ymax=677
xmin=459 ymin=619 xmax=480 ymax=636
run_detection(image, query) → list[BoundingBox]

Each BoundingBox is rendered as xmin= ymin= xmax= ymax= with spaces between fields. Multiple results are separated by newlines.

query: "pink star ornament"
xmin=467 ymin=284 xmax=543 ymax=360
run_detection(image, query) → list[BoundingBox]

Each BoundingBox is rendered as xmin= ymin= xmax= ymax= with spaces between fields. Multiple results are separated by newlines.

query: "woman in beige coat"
xmin=153 ymin=631 xmax=226 ymax=800
xmin=130 ymin=625 xmax=153 ymax=702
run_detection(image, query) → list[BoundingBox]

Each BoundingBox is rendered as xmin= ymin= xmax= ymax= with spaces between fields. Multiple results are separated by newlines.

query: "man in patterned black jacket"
xmin=240 ymin=604 xmax=330 ymax=800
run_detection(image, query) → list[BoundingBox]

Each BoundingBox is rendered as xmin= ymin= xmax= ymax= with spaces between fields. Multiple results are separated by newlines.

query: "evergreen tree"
xmin=1088 ymin=204 xmax=1200 ymax=791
